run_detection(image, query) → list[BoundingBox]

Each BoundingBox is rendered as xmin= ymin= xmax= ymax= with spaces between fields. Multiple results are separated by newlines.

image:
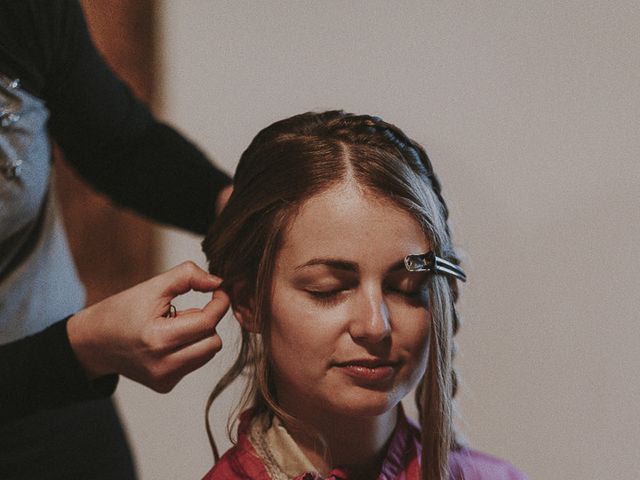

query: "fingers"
xmin=202 ymin=288 xmax=231 ymax=326
xmin=171 ymin=333 xmax=223 ymax=377
xmin=161 ymin=288 xmax=230 ymax=347
xmin=159 ymin=261 xmax=223 ymax=297
xmin=148 ymin=334 xmax=223 ymax=393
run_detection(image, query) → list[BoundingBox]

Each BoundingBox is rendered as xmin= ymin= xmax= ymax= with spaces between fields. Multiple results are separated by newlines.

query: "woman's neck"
xmin=280 ymin=404 xmax=399 ymax=477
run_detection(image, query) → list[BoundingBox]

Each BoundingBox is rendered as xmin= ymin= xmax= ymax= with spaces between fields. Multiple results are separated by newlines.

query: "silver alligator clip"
xmin=404 ymin=251 xmax=466 ymax=282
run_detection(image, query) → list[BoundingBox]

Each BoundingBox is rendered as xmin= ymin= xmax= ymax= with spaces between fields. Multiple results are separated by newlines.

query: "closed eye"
xmin=306 ymin=289 xmax=342 ymax=298
xmin=385 ymin=271 xmax=430 ymax=300
xmin=305 ymin=288 xmax=348 ymax=306
xmin=387 ymin=287 xmax=423 ymax=298
xmin=385 ymin=279 xmax=430 ymax=306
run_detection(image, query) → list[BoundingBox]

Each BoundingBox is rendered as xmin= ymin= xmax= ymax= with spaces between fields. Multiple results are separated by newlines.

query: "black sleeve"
xmin=0 ymin=318 xmax=118 ymax=426
xmin=0 ymin=0 xmax=231 ymax=235
xmin=48 ymin=0 xmax=231 ymax=235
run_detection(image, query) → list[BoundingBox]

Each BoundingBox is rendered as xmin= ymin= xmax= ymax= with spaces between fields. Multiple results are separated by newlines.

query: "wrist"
xmin=66 ymin=309 xmax=111 ymax=380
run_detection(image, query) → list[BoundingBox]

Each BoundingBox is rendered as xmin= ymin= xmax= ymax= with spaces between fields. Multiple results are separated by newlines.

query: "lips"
xmin=333 ymin=358 xmax=399 ymax=383
xmin=334 ymin=358 xmax=398 ymax=368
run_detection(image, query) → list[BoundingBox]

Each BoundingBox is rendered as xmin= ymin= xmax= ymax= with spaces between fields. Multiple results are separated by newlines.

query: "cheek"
xmin=392 ymin=302 xmax=431 ymax=343
xmin=268 ymin=289 xmax=340 ymax=373
xmin=419 ymin=311 xmax=432 ymax=348
xmin=400 ymin=310 xmax=431 ymax=379
xmin=267 ymin=300 xmax=346 ymax=404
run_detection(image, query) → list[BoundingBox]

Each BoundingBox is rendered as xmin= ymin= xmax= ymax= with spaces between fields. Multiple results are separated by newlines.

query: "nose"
xmin=348 ymin=287 xmax=391 ymax=344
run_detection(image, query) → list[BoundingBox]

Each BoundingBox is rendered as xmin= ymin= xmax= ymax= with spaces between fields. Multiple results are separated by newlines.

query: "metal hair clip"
xmin=404 ymin=251 xmax=466 ymax=282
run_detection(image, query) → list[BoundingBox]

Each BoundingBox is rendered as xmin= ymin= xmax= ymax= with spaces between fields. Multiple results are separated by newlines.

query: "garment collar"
xmin=243 ymin=405 xmax=418 ymax=480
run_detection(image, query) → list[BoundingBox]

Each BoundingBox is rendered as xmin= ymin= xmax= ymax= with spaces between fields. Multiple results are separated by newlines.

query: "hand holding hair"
xmin=66 ymin=261 xmax=230 ymax=393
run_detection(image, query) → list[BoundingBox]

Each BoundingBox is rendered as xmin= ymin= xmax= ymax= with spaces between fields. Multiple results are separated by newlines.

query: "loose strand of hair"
xmin=419 ymin=280 xmax=454 ymax=480
xmin=205 ymin=329 xmax=252 ymax=461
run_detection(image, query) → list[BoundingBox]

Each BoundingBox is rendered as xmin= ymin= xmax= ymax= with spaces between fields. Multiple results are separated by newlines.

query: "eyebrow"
xmin=294 ymin=258 xmax=408 ymax=274
xmin=295 ymin=258 xmax=358 ymax=272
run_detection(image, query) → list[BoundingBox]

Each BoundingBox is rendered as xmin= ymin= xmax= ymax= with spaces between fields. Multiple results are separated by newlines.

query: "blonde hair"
xmin=202 ymin=111 xmax=463 ymax=480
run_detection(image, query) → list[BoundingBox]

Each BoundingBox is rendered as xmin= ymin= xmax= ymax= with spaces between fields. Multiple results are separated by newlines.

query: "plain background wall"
xmin=115 ymin=1 xmax=640 ymax=478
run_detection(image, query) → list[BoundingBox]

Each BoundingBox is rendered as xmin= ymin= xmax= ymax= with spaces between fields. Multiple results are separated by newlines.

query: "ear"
xmin=230 ymin=281 xmax=260 ymax=333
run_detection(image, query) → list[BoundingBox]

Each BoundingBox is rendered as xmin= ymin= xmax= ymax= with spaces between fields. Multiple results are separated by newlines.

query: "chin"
xmin=326 ymin=387 xmax=404 ymax=418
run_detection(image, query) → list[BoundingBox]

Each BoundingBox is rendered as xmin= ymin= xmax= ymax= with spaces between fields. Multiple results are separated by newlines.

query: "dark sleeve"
xmin=0 ymin=318 xmax=118 ymax=426
xmin=43 ymin=0 xmax=231 ymax=235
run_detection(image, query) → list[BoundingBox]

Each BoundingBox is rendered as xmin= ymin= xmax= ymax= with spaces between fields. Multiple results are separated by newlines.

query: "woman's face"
xmin=268 ymin=181 xmax=431 ymax=420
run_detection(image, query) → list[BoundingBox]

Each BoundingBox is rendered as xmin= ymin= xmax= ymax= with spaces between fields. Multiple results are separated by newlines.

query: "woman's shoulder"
xmin=201 ymin=433 xmax=271 ymax=480
xmin=449 ymin=447 xmax=528 ymax=480
xmin=402 ymin=411 xmax=527 ymax=479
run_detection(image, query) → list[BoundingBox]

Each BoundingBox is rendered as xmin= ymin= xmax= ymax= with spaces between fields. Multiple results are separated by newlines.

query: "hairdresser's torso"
xmin=0 ymin=1 xmax=86 ymax=341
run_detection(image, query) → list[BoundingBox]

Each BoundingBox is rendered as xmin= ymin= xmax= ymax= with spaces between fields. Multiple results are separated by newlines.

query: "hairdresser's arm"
xmin=0 ymin=316 xmax=116 ymax=425
xmin=0 ymin=262 xmax=230 ymax=425
xmin=43 ymin=0 xmax=231 ymax=234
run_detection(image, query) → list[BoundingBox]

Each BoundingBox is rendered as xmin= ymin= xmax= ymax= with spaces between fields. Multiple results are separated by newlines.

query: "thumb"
xmin=202 ymin=288 xmax=231 ymax=329
xmin=159 ymin=261 xmax=222 ymax=297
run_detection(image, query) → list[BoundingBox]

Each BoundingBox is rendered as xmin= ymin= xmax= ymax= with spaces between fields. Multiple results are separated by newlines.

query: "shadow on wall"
xmin=55 ymin=0 xmax=158 ymax=305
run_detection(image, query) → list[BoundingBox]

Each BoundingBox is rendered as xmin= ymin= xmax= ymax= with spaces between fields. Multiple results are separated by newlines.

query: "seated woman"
xmin=201 ymin=111 xmax=526 ymax=480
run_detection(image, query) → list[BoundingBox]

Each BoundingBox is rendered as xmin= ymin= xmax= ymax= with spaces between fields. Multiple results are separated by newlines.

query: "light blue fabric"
xmin=0 ymin=74 xmax=85 ymax=343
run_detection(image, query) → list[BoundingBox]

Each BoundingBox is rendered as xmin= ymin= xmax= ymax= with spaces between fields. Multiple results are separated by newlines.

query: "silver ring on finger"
xmin=165 ymin=304 xmax=177 ymax=318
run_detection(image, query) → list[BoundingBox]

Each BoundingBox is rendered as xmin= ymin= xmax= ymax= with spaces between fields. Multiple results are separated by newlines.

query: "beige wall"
xmin=116 ymin=1 xmax=640 ymax=478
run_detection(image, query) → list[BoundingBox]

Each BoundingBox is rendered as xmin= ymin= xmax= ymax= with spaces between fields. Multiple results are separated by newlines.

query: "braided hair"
xmin=203 ymin=110 xmax=464 ymax=480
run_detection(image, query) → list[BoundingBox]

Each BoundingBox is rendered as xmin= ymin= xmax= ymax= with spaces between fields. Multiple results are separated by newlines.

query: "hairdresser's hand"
xmin=216 ymin=185 xmax=233 ymax=215
xmin=67 ymin=261 xmax=230 ymax=393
